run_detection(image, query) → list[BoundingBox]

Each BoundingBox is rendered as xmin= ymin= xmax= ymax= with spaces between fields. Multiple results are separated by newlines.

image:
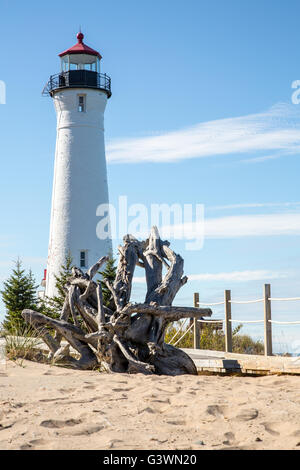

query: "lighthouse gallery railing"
xmin=42 ymin=71 xmax=112 ymax=98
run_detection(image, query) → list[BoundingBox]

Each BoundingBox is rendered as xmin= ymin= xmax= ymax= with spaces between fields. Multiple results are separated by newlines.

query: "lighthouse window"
xmin=78 ymin=95 xmax=86 ymax=112
xmin=80 ymin=251 xmax=87 ymax=268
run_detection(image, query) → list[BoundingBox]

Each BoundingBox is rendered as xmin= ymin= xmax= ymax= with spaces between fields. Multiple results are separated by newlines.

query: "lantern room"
xmin=59 ymin=32 xmax=102 ymax=73
xmin=60 ymin=54 xmax=100 ymax=73
xmin=43 ymin=32 xmax=111 ymax=98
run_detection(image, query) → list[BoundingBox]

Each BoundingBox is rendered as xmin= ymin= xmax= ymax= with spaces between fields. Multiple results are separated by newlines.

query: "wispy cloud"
xmin=207 ymin=202 xmax=300 ymax=211
xmin=123 ymin=208 xmax=300 ymax=242
xmin=204 ymin=212 xmax=300 ymax=238
xmin=187 ymin=270 xmax=288 ymax=282
xmin=106 ymin=103 xmax=300 ymax=164
xmin=241 ymin=154 xmax=283 ymax=164
xmin=159 ymin=212 xmax=300 ymax=239
xmin=133 ymin=270 xmax=287 ymax=284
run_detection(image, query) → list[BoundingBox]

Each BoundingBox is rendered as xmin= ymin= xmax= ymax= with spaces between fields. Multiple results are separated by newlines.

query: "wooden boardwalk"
xmin=2 ymin=338 xmax=300 ymax=375
xmin=183 ymin=348 xmax=300 ymax=375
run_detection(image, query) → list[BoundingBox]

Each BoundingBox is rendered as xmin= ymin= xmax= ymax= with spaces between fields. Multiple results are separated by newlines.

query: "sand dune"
xmin=0 ymin=360 xmax=300 ymax=450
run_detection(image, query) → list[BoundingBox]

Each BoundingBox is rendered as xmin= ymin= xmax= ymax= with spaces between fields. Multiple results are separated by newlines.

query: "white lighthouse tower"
xmin=44 ymin=32 xmax=112 ymax=298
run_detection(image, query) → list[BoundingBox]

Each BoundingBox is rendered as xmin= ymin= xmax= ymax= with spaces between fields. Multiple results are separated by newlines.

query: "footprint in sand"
xmin=138 ymin=407 xmax=156 ymax=414
xmin=29 ymin=438 xmax=49 ymax=446
xmin=40 ymin=418 xmax=82 ymax=428
xmin=65 ymin=396 xmax=98 ymax=405
xmin=157 ymin=387 xmax=178 ymax=395
xmin=144 ymin=393 xmax=158 ymax=399
xmin=19 ymin=443 xmax=33 ymax=450
xmin=0 ymin=423 xmax=14 ymax=431
xmin=263 ymin=420 xmax=299 ymax=437
xmin=72 ymin=425 xmax=104 ymax=436
xmin=235 ymin=409 xmax=259 ymax=422
xmin=268 ymin=380 xmax=285 ymax=386
xmin=262 ymin=422 xmax=280 ymax=436
xmin=166 ymin=419 xmax=186 ymax=426
xmin=206 ymin=405 xmax=226 ymax=418
xmin=223 ymin=432 xmax=236 ymax=445
xmin=224 ymin=431 xmax=235 ymax=440
xmin=108 ymin=396 xmax=127 ymax=401
xmin=112 ymin=388 xmax=133 ymax=392
xmin=108 ymin=439 xmax=123 ymax=449
xmin=220 ymin=445 xmax=248 ymax=450
xmin=39 ymin=397 xmax=69 ymax=403
xmin=150 ymin=438 xmax=168 ymax=444
xmin=151 ymin=398 xmax=170 ymax=404
xmin=43 ymin=370 xmax=72 ymax=376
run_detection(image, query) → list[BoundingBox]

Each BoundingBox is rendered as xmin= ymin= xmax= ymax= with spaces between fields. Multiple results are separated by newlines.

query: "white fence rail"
xmin=168 ymin=285 xmax=300 ymax=356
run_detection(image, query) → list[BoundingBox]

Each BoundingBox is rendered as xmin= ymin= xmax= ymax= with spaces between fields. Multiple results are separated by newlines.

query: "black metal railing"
xmin=42 ymin=71 xmax=112 ymax=98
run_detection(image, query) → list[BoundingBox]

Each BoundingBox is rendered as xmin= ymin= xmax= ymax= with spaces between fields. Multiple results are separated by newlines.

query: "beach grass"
xmin=2 ymin=324 xmax=46 ymax=365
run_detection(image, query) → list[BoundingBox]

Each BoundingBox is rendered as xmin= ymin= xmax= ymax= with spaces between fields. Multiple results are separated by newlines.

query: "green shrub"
xmin=165 ymin=321 xmax=264 ymax=355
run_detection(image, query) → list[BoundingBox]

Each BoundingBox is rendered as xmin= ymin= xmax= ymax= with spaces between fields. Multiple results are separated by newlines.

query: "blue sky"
xmin=1 ymin=0 xmax=300 ymax=352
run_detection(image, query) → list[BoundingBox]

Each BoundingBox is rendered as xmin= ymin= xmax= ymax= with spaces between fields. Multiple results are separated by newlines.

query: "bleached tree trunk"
xmin=22 ymin=227 xmax=212 ymax=375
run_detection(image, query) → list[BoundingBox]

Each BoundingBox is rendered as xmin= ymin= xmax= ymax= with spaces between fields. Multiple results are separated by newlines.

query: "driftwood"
xmin=22 ymin=227 xmax=212 ymax=375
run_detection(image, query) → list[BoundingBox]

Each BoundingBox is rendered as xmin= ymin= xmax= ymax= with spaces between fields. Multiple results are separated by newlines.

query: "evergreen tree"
xmin=40 ymin=252 xmax=116 ymax=316
xmin=1 ymin=259 xmax=38 ymax=332
xmin=39 ymin=252 xmax=74 ymax=318
xmin=53 ymin=251 xmax=74 ymax=308
xmin=99 ymin=254 xmax=117 ymax=307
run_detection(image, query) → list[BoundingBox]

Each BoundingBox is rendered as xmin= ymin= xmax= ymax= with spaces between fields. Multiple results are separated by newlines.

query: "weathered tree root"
xmin=22 ymin=227 xmax=212 ymax=375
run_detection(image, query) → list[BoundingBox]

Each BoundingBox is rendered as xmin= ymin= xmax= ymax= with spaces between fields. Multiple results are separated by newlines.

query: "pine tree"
xmin=99 ymin=254 xmax=117 ymax=307
xmin=39 ymin=252 xmax=74 ymax=318
xmin=1 ymin=259 xmax=38 ymax=332
xmin=53 ymin=251 xmax=74 ymax=308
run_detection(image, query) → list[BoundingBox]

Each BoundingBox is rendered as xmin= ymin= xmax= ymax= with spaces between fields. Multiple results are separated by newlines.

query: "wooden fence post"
xmin=224 ymin=290 xmax=232 ymax=353
xmin=193 ymin=293 xmax=200 ymax=349
xmin=264 ymin=284 xmax=272 ymax=356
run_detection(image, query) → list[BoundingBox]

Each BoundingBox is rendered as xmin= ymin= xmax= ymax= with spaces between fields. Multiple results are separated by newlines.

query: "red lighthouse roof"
xmin=59 ymin=32 xmax=102 ymax=59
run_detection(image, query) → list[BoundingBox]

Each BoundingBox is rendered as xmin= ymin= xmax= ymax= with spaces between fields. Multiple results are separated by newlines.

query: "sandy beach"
xmin=0 ymin=360 xmax=299 ymax=450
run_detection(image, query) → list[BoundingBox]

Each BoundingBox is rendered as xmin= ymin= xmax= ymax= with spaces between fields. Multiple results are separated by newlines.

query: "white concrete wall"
xmin=45 ymin=87 xmax=111 ymax=298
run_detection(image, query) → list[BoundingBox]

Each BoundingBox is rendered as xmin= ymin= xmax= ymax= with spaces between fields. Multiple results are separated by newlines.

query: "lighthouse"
xmin=43 ymin=32 xmax=112 ymax=298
